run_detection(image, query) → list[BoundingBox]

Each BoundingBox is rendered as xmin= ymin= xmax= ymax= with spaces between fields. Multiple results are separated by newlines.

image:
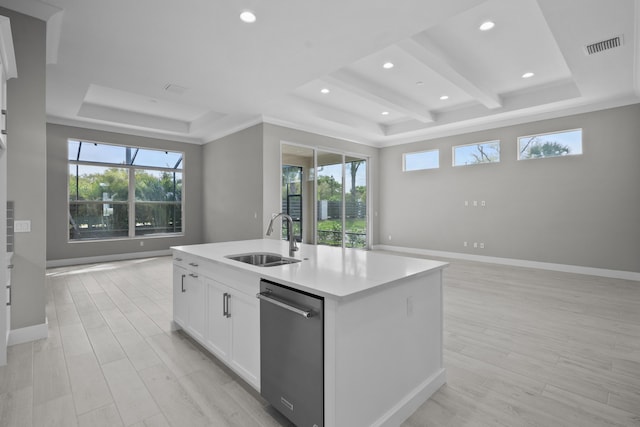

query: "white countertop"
xmin=172 ymin=239 xmax=447 ymax=300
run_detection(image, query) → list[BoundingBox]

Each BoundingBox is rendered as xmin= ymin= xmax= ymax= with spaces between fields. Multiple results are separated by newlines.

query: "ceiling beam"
xmin=324 ymin=69 xmax=435 ymax=123
xmin=398 ymin=34 xmax=503 ymax=109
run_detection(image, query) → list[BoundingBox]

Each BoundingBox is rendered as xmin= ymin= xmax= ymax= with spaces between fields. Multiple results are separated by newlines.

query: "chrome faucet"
xmin=266 ymin=213 xmax=298 ymax=257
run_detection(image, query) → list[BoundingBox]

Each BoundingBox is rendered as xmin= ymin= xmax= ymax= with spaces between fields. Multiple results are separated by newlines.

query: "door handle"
xmin=223 ymin=293 xmax=231 ymax=318
xmin=181 ymin=274 xmax=186 ymax=292
xmin=256 ymin=292 xmax=312 ymax=318
xmin=222 ymin=292 xmax=227 ymax=317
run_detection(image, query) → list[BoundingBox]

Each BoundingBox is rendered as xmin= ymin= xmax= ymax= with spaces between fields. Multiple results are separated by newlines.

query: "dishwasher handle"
xmin=256 ymin=291 xmax=313 ymax=318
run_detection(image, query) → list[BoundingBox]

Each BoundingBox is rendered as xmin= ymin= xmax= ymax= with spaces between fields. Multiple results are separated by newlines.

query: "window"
xmin=453 ymin=140 xmax=500 ymax=166
xmin=68 ymin=140 xmax=183 ymax=241
xmin=403 ymin=149 xmax=439 ymax=171
xmin=518 ymin=129 xmax=582 ymax=160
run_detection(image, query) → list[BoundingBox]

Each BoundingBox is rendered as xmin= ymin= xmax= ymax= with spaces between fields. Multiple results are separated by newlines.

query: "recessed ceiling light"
xmin=381 ymin=111 xmax=390 ymax=116
xmin=522 ymin=72 xmax=535 ymax=79
xmin=240 ymin=10 xmax=256 ymax=23
xmin=479 ymin=21 xmax=495 ymax=31
xmin=320 ymin=88 xmax=330 ymax=94
xmin=383 ymin=62 xmax=394 ymax=69
xmin=440 ymin=95 xmax=449 ymax=100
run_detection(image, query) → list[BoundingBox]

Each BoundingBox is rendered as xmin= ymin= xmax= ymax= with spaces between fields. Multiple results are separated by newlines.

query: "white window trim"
xmin=67 ymin=140 xmax=184 ymax=242
xmin=452 ymin=140 xmax=500 ymax=167
xmin=517 ymin=128 xmax=583 ymax=161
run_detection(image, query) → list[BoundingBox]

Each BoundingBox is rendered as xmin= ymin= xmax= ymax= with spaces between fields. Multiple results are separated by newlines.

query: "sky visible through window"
xmin=404 ymin=150 xmax=439 ymax=171
xmin=68 ymin=140 xmax=182 ymax=169
xmin=518 ymin=129 xmax=582 ymax=159
xmin=453 ymin=141 xmax=500 ymax=166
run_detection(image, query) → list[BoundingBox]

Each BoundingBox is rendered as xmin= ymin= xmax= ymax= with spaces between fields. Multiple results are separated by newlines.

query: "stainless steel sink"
xmin=225 ymin=252 xmax=301 ymax=267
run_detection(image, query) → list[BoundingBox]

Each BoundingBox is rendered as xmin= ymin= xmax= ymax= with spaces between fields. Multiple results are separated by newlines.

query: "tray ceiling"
xmin=1 ymin=0 xmax=638 ymax=146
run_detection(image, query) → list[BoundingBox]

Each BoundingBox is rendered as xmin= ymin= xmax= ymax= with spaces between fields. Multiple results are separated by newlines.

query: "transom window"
xmin=518 ymin=129 xmax=583 ymax=160
xmin=403 ymin=149 xmax=440 ymax=171
xmin=68 ymin=140 xmax=183 ymax=241
xmin=453 ymin=140 xmax=500 ymax=166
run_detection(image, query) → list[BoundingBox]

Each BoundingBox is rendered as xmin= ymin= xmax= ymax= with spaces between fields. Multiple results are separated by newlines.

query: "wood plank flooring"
xmin=0 ymin=255 xmax=638 ymax=426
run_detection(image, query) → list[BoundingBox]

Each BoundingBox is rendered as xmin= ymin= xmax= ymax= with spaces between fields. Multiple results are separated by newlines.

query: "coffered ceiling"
xmin=1 ymin=0 xmax=639 ymax=146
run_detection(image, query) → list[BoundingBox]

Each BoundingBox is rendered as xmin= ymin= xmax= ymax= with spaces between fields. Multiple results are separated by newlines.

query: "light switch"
xmin=14 ymin=220 xmax=31 ymax=233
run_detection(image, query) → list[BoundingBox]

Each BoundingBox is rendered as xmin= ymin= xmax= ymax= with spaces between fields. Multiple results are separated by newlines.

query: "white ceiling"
xmin=1 ymin=0 xmax=639 ymax=147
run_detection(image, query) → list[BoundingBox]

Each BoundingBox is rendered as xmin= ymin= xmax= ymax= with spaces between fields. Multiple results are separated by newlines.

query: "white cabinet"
xmin=204 ymin=278 xmax=230 ymax=360
xmin=172 ymin=265 xmax=188 ymax=328
xmin=205 ymin=278 xmax=260 ymax=388
xmin=172 ymin=250 xmax=260 ymax=390
xmin=227 ymin=287 xmax=260 ymax=386
xmin=172 ymin=257 xmax=206 ymax=343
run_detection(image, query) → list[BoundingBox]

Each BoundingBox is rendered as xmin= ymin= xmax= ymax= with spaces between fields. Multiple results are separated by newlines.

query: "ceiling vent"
xmin=163 ymin=83 xmax=188 ymax=95
xmin=584 ymin=35 xmax=623 ymax=55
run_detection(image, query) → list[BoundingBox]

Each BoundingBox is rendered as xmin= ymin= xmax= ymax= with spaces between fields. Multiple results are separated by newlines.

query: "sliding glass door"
xmin=281 ymin=144 xmax=368 ymax=249
xmin=344 ymin=155 xmax=367 ymax=248
xmin=316 ymin=151 xmax=344 ymax=247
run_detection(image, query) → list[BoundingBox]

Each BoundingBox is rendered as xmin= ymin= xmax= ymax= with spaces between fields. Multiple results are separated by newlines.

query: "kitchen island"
xmin=172 ymin=239 xmax=447 ymax=427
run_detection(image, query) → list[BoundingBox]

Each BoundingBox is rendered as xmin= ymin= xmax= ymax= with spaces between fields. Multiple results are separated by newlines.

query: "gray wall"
xmin=3 ymin=8 xmax=47 ymax=330
xmin=379 ymin=103 xmax=640 ymax=273
xmin=47 ymin=123 xmax=204 ymax=261
xmin=202 ymin=123 xmax=380 ymax=245
xmin=202 ymin=124 xmax=264 ymax=242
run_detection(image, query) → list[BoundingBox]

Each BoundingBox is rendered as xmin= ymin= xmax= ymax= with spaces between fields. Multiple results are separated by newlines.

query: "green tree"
xmin=317 ymin=175 xmax=342 ymax=201
xmin=520 ymin=137 xmax=570 ymax=158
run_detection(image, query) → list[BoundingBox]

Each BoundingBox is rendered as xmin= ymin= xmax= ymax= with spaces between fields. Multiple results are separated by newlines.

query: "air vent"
xmin=584 ymin=35 xmax=623 ymax=55
xmin=163 ymin=83 xmax=188 ymax=95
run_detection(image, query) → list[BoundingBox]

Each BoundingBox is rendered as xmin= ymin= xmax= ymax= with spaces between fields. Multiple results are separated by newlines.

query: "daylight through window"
xmin=518 ymin=129 xmax=583 ymax=160
xmin=68 ymin=140 xmax=183 ymax=241
xmin=453 ymin=140 xmax=500 ymax=166
xmin=403 ymin=149 xmax=440 ymax=171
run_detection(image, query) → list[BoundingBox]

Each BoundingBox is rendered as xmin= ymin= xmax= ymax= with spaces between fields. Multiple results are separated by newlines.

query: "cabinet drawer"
xmin=212 ymin=265 xmax=260 ymax=296
xmin=172 ymin=252 xmax=201 ymax=271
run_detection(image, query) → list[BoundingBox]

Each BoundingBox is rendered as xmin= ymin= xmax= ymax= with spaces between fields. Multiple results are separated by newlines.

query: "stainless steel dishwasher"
xmin=257 ymin=279 xmax=324 ymax=427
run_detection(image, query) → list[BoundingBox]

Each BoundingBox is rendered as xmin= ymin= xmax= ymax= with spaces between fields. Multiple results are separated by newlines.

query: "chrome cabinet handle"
xmin=189 ymin=273 xmax=198 ymax=278
xmin=181 ymin=274 xmax=186 ymax=293
xmin=222 ymin=293 xmax=231 ymax=318
xmin=174 ymin=257 xmax=182 ymax=262
xmin=6 ymin=285 xmax=10 ymax=306
xmin=256 ymin=292 xmax=312 ymax=318
xmin=188 ymin=262 xmax=198 ymax=267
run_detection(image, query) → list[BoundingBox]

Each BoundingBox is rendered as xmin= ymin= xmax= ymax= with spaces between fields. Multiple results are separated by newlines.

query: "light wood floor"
xmin=0 ymin=255 xmax=638 ymax=426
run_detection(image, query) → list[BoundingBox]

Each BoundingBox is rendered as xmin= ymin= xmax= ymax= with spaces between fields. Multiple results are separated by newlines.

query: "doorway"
xmin=281 ymin=143 xmax=369 ymax=249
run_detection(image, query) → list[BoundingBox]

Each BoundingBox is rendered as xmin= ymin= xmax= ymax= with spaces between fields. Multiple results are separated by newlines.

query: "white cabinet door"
xmin=184 ymin=272 xmax=206 ymax=343
xmin=205 ymin=279 xmax=230 ymax=360
xmin=172 ymin=265 xmax=188 ymax=328
xmin=228 ymin=289 xmax=260 ymax=388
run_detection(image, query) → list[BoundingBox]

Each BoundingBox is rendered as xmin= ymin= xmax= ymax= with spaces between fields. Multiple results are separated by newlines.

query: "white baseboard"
xmin=374 ymin=368 xmax=447 ymax=427
xmin=46 ymin=249 xmax=171 ymax=268
xmin=373 ymin=245 xmax=640 ymax=282
xmin=8 ymin=318 xmax=48 ymax=346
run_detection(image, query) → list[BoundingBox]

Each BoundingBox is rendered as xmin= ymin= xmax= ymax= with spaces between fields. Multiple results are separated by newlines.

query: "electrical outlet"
xmin=388 ymin=234 xmax=392 ymax=241
xmin=473 ymin=242 xmax=478 ymax=248
xmin=463 ymin=241 xmax=468 ymax=247
xmin=473 ymin=200 xmax=478 ymax=207
xmin=464 ymin=200 xmax=468 ymax=207
xmin=140 ymin=241 xmax=144 ymax=247
xmin=14 ymin=220 xmax=31 ymax=233
xmin=480 ymin=243 xmax=485 ymax=249
xmin=481 ymin=200 xmax=486 ymax=207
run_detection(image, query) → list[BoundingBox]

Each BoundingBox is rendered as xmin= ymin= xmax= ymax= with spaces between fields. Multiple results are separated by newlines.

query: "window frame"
xmin=517 ymin=128 xmax=583 ymax=161
xmin=452 ymin=140 xmax=500 ymax=167
xmin=67 ymin=139 xmax=184 ymax=242
xmin=402 ymin=149 xmax=440 ymax=172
